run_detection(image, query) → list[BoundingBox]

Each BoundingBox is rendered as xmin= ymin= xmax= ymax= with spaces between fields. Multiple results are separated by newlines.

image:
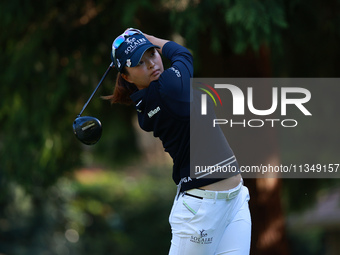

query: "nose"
xmin=147 ymin=59 xmax=155 ymax=69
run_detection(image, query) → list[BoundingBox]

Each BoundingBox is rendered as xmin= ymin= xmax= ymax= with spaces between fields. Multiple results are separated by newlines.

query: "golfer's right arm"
xmin=144 ymin=34 xmax=169 ymax=54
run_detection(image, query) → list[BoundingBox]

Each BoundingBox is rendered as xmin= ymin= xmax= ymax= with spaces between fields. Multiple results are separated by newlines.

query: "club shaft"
xmin=78 ymin=62 xmax=114 ymax=116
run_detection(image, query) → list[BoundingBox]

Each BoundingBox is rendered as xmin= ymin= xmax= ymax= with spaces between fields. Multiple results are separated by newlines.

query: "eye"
xmin=151 ymin=49 xmax=156 ymax=57
xmin=137 ymin=60 xmax=144 ymax=66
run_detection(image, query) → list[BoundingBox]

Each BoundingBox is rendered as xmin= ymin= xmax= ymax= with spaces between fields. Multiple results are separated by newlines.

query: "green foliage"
xmin=170 ymin=0 xmax=287 ymax=54
xmin=0 ymin=166 xmax=175 ymax=254
xmin=288 ymin=228 xmax=324 ymax=255
xmin=0 ymin=0 xmax=144 ymax=190
xmin=272 ymin=0 xmax=340 ymax=77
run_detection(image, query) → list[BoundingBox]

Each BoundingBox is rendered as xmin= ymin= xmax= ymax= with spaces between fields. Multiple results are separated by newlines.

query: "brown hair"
xmin=102 ymin=68 xmax=137 ymax=105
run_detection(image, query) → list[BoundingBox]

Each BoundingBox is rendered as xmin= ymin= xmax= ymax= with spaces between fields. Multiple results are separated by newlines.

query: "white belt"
xmin=185 ymin=181 xmax=242 ymax=200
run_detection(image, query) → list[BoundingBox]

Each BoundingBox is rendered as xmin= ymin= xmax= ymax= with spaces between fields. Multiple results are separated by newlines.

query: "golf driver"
xmin=73 ymin=62 xmax=114 ymax=145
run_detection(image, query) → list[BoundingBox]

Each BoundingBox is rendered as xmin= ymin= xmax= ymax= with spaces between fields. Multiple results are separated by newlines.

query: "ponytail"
xmin=102 ymin=68 xmax=137 ymax=105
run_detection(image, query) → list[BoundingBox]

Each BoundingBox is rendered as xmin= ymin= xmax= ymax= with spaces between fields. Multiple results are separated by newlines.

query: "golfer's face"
xmin=124 ymin=48 xmax=164 ymax=90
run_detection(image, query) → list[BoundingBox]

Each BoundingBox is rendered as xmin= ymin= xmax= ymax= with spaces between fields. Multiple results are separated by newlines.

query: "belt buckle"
xmin=227 ymin=189 xmax=239 ymax=200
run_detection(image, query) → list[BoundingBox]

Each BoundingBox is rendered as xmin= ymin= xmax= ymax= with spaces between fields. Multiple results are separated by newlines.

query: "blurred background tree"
xmin=0 ymin=0 xmax=339 ymax=254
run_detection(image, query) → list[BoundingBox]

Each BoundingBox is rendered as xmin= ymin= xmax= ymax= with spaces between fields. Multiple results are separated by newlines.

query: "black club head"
xmin=73 ymin=116 xmax=102 ymax=145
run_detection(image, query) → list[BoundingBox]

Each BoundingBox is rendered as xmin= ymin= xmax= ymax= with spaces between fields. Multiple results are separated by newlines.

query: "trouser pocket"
xmin=182 ymin=195 xmax=203 ymax=219
xmin=169 ymin=194 xmax=204 ymax=234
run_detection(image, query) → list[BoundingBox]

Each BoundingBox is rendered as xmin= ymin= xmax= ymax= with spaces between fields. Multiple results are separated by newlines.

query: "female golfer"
xmin=105 ymin=28 xmax=251 ymax=254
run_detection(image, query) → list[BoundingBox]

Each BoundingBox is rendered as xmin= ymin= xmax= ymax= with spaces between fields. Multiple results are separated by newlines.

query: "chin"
xmin=150 ymin=76 xmax=160 ymax=82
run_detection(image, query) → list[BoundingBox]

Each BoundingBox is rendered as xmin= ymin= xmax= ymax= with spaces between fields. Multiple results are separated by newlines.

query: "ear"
xmin=121 ymin=73 xmax=133 ymax=84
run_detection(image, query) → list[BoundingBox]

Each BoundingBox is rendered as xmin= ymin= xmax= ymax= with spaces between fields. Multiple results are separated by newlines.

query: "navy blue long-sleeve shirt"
xmin=130 ymin=41 xmax=236 ymax=191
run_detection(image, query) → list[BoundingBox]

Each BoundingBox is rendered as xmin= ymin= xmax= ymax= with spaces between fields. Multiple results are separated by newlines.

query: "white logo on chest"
xmin=148 ymin=106 xmax=161 ymax=118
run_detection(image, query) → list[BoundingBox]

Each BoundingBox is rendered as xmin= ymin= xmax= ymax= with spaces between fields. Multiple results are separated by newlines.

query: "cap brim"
xmin=130 ymin=44 xmax=161 ymax=67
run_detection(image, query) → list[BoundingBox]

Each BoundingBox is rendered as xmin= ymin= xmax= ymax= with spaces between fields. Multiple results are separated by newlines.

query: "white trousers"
xmin=168 ymin=183 xmax=251 ymax=255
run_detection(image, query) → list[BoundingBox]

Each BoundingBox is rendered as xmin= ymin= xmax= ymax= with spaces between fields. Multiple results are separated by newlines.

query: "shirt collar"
xmin=130 ymin=87 xmax=148 ymax=104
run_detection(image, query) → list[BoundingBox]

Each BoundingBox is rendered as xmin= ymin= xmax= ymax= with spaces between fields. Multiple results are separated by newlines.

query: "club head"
xmin=73 ymin=116 xmax=102 ymax=145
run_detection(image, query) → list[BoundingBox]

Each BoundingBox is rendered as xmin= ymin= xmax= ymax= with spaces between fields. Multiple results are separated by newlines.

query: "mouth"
xmin=151 ymin=69 xmax=161 ymax=77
